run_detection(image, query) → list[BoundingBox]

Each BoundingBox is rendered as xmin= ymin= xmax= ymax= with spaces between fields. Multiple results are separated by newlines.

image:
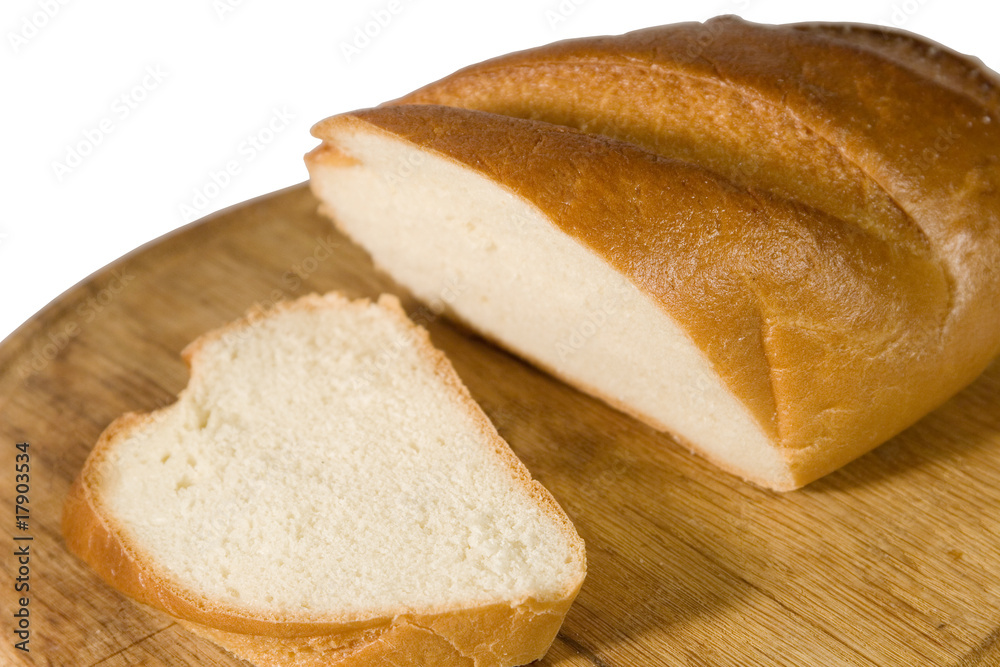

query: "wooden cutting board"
xmin=2 ymin=184 xmax=999 ymax=666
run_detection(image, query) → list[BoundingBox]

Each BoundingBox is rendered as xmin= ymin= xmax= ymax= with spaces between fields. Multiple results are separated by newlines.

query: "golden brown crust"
xmin=785 ymin=20 xmax=1000 ymax=110
xmin=178 ymin=596 xmax=575 ymax=667
xmin=305 ymin=16 xmax=1000 ymax=489
xmin=61 ymin=292 xmax=585 ymax=664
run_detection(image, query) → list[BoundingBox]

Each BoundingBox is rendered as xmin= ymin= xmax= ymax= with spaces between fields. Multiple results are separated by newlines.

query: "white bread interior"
xmin=63 ymin=293 xmax=586 ymax=666
xmin=307 ymin=124 xmax=791 ymax=490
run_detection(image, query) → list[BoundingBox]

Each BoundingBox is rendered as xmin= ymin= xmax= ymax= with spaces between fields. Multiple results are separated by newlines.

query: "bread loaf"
xmin=62 ymin=292 xmax=586 ymax=666
xmin=306 ymin=17 xmax=1000 ymax=491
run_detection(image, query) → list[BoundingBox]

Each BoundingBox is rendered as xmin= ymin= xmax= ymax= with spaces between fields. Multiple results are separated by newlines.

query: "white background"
xmin=2 ymin=0 xmax=998 ymax=342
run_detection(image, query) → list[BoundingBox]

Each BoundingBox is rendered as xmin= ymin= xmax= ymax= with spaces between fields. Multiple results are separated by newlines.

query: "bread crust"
xmin=308 ymin=17 xmax=1000 ymax=490
xmin=177 ymin=595 xmax=575 ymax=667
xmin=62 ymin=292 xmax=585 ymax=665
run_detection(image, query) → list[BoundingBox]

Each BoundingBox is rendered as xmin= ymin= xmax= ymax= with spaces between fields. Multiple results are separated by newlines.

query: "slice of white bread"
xmin=62 ymin=292 xmax=586 ymax=667
xmin=305 ymin=18 xmax=1000 ymax=492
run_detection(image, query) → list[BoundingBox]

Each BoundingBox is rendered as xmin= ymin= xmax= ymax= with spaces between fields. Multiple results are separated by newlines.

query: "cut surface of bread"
xmin=307 ymin=111 xmax=792 ymax=489
xmin=306 ymin=15 xmax=1000 ymax=491
xmin=62 ymin=293 xmax=586 ymax=667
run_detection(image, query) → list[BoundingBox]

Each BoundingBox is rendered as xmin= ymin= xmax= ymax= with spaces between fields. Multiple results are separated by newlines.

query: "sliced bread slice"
xmin=62 ymin=292 xmax=586 ymax=667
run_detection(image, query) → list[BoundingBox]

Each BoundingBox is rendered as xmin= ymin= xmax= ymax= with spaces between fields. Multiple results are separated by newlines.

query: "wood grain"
xmin=2 ymin=184 xmax=999 ymax=666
